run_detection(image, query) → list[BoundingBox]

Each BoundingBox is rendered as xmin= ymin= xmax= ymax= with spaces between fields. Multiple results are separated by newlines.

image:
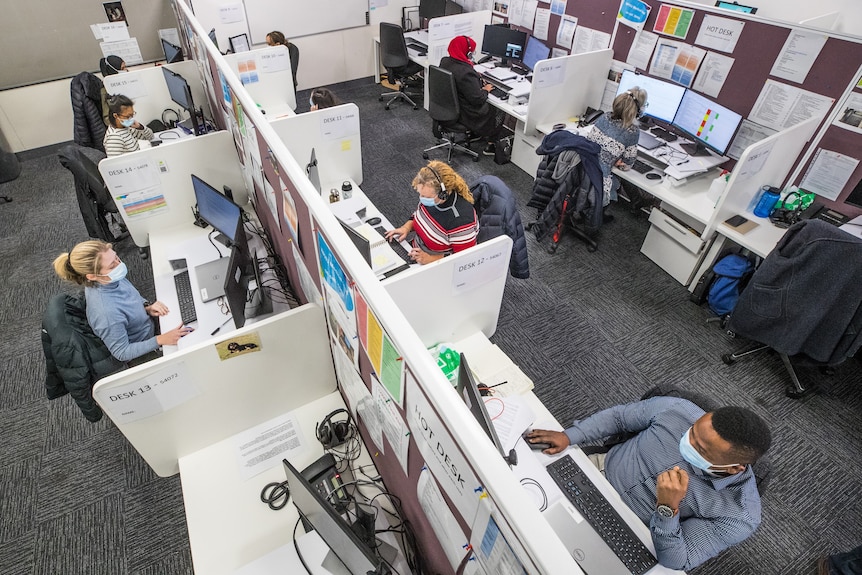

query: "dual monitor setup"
xmin=616 ymin=69 xmax=743 ymax=157
xmin=481 ymin=25 xmax=550 ymax=71
xmin=191 ymin=174 xmax=271 ymax=330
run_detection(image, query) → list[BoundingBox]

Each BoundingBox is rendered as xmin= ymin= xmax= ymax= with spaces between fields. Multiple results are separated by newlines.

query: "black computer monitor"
xmin=844 ymin=178 xmax=862 ymax=210
xmin=224 ymin=247 xmax=270 ymax=329
xmin=192 ymin=174 xmax=243 ymax=245
xmin=481 ymin=25 xmax=528 ymax=67
xmin=418 ymin=0 xmax=446 ymax=20
xmin=714 ymin=1 xmax=757 ymax=14
xmin=444 ymin=0 xmax=464 ymax=15
xmin=207 ymin=28 xmax=219 ymax=50
xmin=162 ymin=67 xmax=201 ymax=135
xmin=307 ymin=148 xmax=321 ymax=194
xmin=229 ymin=33 xmax=250 ymax=53
xmin=283 ymin=458 xmax=391 ymax=575
xmin=161 ymin=38 xmax=183 ymax=64
xmin=521 ymin=35 xmax=550 ymax=72
xmin=672 ymin=89 xmax=743 ymax=156
xmin=615 ymin=69 xmax=686 ymax=125
xmin=339 ymin=219 xmax=373 ymax=267
xmin=456 ymin=353 xmax=517 ymax=466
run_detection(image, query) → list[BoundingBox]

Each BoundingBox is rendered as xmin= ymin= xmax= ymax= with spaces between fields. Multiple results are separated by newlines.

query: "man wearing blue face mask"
xmin=103 ymin=94 xmax=154 ymax=157
xmin=526 ymin=396 xmax=771 ymax=571
xmin=54 ymin=241 xmax=192 ymax=364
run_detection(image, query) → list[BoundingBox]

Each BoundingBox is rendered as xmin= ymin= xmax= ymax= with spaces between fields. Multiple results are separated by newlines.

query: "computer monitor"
xmin=418 ymin=0 xmax=446 ymax=20
xmin=521 ymin=36 xmax=550 ymax=72
xmin=845 ymin=177 xmax=862 ymax=209
xmin=481 ymin=25 xmax=528 ymax=67
xmin=229 ymin=33 xmax=250 ymax=53
xmin=456 ymin=353 xmax=518 ymax=466
xmin=339 ymin=220 xmax=373 ymax=267
xmin=161 ymin=38 xmax=183 ymax=64
xmin=307 ymin=148 xmax=321 ymax=194
xmin=714 ymin=1 xmax=757 ymax=14
xmin=615 ymin=69 xmax=686 ymax=125
xmin=224 ymin=247 xmax=270 ymax=329
xmin=161 ymin=67 xmax=201 ymax=135
xmin=207 ymin=28 xmax=219 ymax=51
xmin=283 ymin=458 xmax=391 ymax=575
xmin=672 ymin=89 xmax=743 ymax=156
xmin=192 ymin=174 xmax=243 ymax=245
xmin=444 ymin=0 xmax=464 ymax=15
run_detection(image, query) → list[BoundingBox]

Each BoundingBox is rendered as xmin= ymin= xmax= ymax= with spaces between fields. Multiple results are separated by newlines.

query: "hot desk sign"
xmin=94 ymin=361 xmax=199 ymax=424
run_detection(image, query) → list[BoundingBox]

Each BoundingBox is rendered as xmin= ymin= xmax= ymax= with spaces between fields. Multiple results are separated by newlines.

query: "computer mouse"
xmin=366 ymin=216 xmax=382 ymax=226
xmin=645 ymin=172 xmax=662 ymax=180
xmin=522 ymin=430 xmax=552 ymax=451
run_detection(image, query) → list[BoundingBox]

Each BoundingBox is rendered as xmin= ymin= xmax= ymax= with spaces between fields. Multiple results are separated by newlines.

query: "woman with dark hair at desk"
xmin=54 ymin=240 xmax=192 ymax=364
xmin=103 ymin=94 xmax=154 ymax=157
xmin=99 ymin=55 xmax=126 ymax=76
xmin=586 ymin=87 xmax=646 ymax=206
xmin=266 ymin=30 xmax=299 ymax=88
xmin=385 ymin=161 xmax=478 ymax=265
xmin=439 ymin=35 xmax=506 ymax=156
xmin=309 ymin=87 xmax=342 ymax=111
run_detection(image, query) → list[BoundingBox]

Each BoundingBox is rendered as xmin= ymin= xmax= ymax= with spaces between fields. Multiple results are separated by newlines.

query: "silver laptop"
xmin=544 ymin=501 xmax=633 ymax=575
xmin=638 ymin=130 xmax=663 ymax=150
xmin=194 ymin=257 xmax=230 ymax=302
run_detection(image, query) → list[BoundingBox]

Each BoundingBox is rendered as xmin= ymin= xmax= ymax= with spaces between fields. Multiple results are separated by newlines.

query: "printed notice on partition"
xmin=532 ymin=59 xmax=565 ymax=89
xmin=749 ymin=79 xmax=834 ymax=132
xmin=320 ymin=107 xmax=360 ymax=141
xmin=417 ymin=468 xmax=477 ymax=573
xmin=258 ymin=49 xmax=290 ymax=73
xmin=770 ymin=29 xmax=827 ymax=84
xmin=799 ymin=149 xmax=859 ymax=201
xmin=234 ymin=412 xmax=309 ymax=480
xmin=452 ymin=242 xmax=509 ymax=295
xmin=104 ymin=74 xmax=148 ymax=100
xmin=104 ymin=161 xmax=168 ymax=219
xmin=95 ymin=362 xmax=199 ymax=424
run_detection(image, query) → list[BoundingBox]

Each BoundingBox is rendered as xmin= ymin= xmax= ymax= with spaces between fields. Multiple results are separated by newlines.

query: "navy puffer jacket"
xmin=470 ymin=175 xmax=529 ymax=279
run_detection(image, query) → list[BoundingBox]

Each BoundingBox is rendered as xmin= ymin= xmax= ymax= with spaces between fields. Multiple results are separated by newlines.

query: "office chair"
xmin=723 ymin=219 xmax=862 ymax=398
xmin=288 ymin=43 xmax=300 ymax=89
xmin=421 ymin=66 xmax=479 ymax=162
xmin=379 ymin=22 xmax=424 ymax=110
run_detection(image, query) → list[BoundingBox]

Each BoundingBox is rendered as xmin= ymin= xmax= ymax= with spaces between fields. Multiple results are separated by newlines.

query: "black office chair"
xmin=722 ymin=219 xmax=862 ymax=398
xmin=421 ymin=66 xmax=479 ymax=162
xmin=379 ymin=22 xmax=424 ymax=110
xmin=288 ymin=42 xmax=300 ymax=89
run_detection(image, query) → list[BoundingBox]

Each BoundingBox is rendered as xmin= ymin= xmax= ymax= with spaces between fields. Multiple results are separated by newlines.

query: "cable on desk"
xmin=519 ymin=477 xmax=548 ymax=511
xmin=260 ymin=480 xmax=290 ymax=510
xmin=292 ymin=516 xmax=314 ymax=575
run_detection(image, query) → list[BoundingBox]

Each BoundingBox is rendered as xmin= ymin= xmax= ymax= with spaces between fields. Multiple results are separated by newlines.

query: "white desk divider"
xmin=103 ymin=61 xmax=213 ymax=130
xmin=93 ymin=304 xmax=336 ymax=477
xmin=426 ymin=11 xmax=493 ymax=68
xmin=98 ymin=131 xmax=248 ymax=247
xmin=269 ymin=103 xmax=363 ymax=189
xmin=223 ymin=46 xmax=297 ymax=118
xmin=383 ymin=235 xmax=512 ymax=347
xmin=524 ymin=49 xmax=613 ymax=136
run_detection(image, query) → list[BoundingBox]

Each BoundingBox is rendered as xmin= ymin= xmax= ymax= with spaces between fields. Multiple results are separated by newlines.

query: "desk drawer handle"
xmin=663 ymin=217 xmax=689 ymax=236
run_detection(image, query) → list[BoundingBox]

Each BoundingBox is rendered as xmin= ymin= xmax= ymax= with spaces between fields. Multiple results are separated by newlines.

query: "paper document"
xmin=486 ymin=395 xmax=535 ymax=452
xmin=487 ymin=67 xmax=518 ymax=81
xmin=454 ymin=332 xmax=535 ymax=396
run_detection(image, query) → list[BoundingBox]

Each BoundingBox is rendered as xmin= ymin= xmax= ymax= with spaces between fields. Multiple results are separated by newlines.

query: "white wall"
xmin=690 ymin=0 xmax=862 ymax=36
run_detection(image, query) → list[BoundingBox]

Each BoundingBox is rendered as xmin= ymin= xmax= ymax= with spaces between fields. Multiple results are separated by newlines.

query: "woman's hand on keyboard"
xmin=482 ymin=83 xmax=494 ymax=92
xmin=524 ymin=429 xmax=570 ymax=454
xmin=385 ymin=224 xmax=410 ymax=243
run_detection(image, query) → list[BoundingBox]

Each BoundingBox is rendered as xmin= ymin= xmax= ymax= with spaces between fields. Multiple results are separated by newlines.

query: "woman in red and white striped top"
xmin=385 ymin=161 xmax=478 ymax=265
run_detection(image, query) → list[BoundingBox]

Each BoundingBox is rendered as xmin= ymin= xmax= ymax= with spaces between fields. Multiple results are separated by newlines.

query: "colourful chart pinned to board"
xmin=653 ymin=4 xmax=694 ymax=39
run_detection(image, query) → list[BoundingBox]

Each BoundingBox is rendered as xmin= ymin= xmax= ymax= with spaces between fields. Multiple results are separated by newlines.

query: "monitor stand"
xmin=680 ymin=141 xmax=712 ymax=157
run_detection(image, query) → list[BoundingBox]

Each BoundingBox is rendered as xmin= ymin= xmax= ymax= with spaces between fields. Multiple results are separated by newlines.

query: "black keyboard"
xmin=632 ymin=159 xmax=657 ymax=174
xmin=406 ymin=40 xmax=428 ymax=52
xmin=375 ymin=226 xmax=413 ymax=264
xmin=651 ymin=127 xmax=678 ymax=142
xmin=490 ymin=87 xmax=509 ymax=99
xmin=173 ymin=270 xmax=198 ymax=325
xmin=546 ymin=455 xmax=657 ymax=575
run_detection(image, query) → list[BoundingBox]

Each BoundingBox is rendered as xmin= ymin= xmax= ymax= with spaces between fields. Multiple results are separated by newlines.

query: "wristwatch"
xmin=656 ymin=504 xmax=677 ymax=518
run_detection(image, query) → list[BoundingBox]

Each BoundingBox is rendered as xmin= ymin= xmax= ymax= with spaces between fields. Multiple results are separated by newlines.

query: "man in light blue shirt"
xmin=526 ymin=397 xmax=771 ymax=571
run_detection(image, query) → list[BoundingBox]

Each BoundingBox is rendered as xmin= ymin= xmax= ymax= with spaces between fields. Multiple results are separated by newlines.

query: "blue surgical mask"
xmin=120 ymin=117 xmax=136 ymax=128
xmin=679 ymin=428 xmax=738 ymax=474
xmin=419 ymin=196 xmax=437 ymax=207
xmin=309 ymin=97 xmax=316 ymax=108
xmin=105 ymin=262 xmax=128 ymax=283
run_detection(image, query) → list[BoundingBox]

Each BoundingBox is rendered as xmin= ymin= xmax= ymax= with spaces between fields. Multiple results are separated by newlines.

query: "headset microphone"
xmin=426 ymin=165 xmax=447 ymax=200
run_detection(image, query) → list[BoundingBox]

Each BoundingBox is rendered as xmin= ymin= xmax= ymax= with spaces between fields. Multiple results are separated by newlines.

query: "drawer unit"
xmin=640 ymin=208 xmax=706 ymax=285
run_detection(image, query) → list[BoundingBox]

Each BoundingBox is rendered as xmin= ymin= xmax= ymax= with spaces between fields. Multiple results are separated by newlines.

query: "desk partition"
xmin=426 ymin=10 xmax=493 ymax=67
xmin=223 ymin=46 xmax=297 ymax=117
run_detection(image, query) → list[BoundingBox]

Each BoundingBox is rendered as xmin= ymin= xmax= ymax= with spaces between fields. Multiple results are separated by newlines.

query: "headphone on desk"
xmin=161 ymin=108 xmax=180 ymax=128
xmin=316 ymin=408 xmax=352 ymax=449
xmin=425 ymin=165 xmax=448 ymax=200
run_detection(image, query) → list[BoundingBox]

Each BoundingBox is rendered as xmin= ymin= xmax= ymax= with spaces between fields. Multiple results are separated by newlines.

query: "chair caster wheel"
xmin=379 ymin=96 xmax=384 ymax=102
xmin=472 ymin=155 xmax=480 ymax=162
xmin=422 ymin=153 xmax=429 ymax=160
xmin=721 ymin=354 xmax=734 ymax=365
xmin=587 ymin=245 xmax=597 ymax=253
xmin=385 ymin=105 xmax=391 ymax=110
xmin=413 ymin=105 xmax=419 ymax=110
xmin=547 ymin=245 xmax=558 ymax=254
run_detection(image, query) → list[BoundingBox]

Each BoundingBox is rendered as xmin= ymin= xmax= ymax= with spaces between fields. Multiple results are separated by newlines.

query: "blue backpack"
xmin=707 ymin=253 xmax=755 ymax=317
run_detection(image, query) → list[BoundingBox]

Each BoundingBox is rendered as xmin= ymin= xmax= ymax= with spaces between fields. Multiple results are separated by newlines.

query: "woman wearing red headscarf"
xmin=439 ymin=36 xmax=506 ymax=156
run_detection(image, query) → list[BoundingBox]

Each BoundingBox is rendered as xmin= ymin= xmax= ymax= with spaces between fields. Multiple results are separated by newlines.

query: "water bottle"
xmin=753 ymin=186 xmax=780 ymax=218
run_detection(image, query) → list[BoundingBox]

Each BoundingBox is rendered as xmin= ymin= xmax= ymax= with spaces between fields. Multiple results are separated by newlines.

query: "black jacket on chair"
xmin=728 ymin=219 xmax=862 ymax=365
xmin=71 ymin=72 xmax=107 ymax=152
xmin=41 ymin=292 xmax=125 ymax=422
xmin=439 ymin=57 xmax=497 ymax=137
xmin=470 ymin=175 xmax=529 ymax=279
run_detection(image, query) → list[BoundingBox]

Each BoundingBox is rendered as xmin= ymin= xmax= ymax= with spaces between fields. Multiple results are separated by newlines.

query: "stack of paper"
xmin=454 ymin=332 xmax=535 ymax=396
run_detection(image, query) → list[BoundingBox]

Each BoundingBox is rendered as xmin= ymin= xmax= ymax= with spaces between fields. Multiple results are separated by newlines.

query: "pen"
xmin=676 ymin=159 xmax=689 ymax=166
xmin=488 ymin=381 xmax=508 ymax=388
xmin=211 ymin=316 xmax=233 ymax=335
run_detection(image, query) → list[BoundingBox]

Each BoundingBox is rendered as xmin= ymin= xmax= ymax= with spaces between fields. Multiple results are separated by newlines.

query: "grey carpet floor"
xmin=1 ymin=77 xmax=859 ymax=574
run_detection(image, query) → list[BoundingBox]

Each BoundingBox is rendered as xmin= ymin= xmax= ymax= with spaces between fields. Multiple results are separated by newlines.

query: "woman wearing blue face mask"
xmin=54 ymin=241 xmax=192 ymax=363
xmin=103 ymin=94 xmax=154 ymax=157
xmin=385 ymin=161 xmax=478 ymax=265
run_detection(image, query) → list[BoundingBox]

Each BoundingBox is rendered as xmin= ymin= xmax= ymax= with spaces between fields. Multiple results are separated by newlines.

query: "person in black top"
xmin=439 ymin=35 xmax=506 ymax=156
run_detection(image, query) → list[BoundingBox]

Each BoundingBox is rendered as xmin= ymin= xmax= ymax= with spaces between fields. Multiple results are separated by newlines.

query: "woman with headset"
xmin=439 ymin=36 xmax=506 ymax=156
xmin=103 ymin=94 xmax=154 ymax=157
xmin=585 ymin=87 xmax=647 ymax=206
xmin=385 ymin=161 xmax=479 ymax=265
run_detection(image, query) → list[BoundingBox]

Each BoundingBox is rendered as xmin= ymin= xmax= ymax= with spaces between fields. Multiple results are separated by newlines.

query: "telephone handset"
xmin=579 ymin=107 xmax=604 ymax=127
xmin=302 ymin=453 xmax=350 ymax=512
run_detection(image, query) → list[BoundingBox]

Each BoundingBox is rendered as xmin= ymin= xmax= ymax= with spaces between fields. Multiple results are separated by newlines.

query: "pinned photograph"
xmin=104 ymin=2 xmax=128 ymax=25
xmin=216 ymin=332 xmax=262 ymax=360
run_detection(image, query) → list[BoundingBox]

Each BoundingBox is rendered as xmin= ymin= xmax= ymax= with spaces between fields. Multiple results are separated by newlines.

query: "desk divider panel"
xmin=426 ymin=11 xmax=493 ymax=67
xmin=167 ymin=2 xmax=583 ymax=573
xmin=93 ymin=304 xmax=337 ymax=477
xmin=223 ymin=46 xmax=297 ymax=116
xmin=103 ymin=61 xmax=213 ymax=132
xmin=269 ymin=104 xmax=363 ymax=188
xmin=524 ymin=49 xmax=613 ymax=136
xmin=98 ymin=131 xmax=248 ymax=247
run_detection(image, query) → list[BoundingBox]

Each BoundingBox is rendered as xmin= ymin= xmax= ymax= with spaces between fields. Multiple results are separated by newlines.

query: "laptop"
xmin=544 ymin=501 xmax=633 ymax=575
xmin=194 ymin=257 xmax=230 ymax=302
xmin=338 ymin=220 xmax=409 ymax=278
xmin=638 ymin=129 xmax=663 ymax=150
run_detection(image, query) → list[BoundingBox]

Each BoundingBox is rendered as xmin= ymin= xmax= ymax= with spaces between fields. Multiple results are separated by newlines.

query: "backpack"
xmin=704 ymin=253 xmax=756 ymax=317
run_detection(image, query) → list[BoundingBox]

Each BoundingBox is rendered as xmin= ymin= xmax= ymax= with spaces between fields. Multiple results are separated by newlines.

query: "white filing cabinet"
xmin=640 ymin=206 xmax=707 ymax=285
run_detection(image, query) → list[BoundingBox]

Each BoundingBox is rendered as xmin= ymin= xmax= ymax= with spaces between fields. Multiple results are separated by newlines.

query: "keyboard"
xmin=632 ymin=159 xmax=657 ymax=174
xmin=546 ymin=456 xmax=657 ymax=575
xmin=375 ymin=226 xmax=413 ymax=264
xmin=651 ymin=127 xmax=678 ymax=142
xmin=489 ymin=87 xmax=509 ymax=99
xmin=406 ymin=40 xmax=428 ymax=52
xmin=173 ymin=270 xmax=198 ymax=325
